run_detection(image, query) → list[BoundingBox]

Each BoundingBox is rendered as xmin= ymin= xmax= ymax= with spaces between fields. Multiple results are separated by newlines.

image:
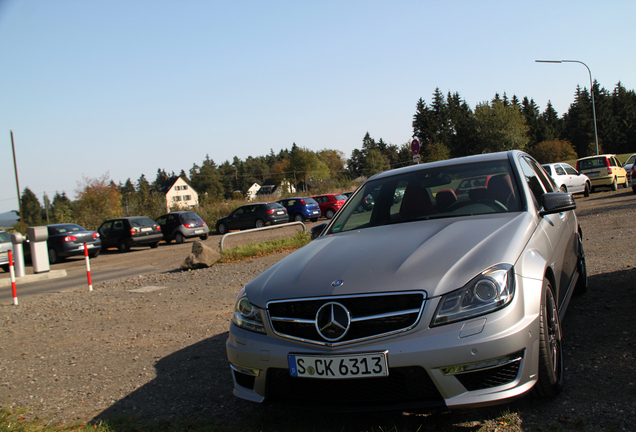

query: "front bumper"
xmin=226 ymin=275 xmax=543 ymax=409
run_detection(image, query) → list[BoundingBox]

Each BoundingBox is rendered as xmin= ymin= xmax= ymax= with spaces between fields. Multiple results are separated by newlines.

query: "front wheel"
xmin=174 ymin=232 xmax=184 ymax=244
xmin=216 ymin=223 xmax=227 ymax=235
xmin=294 ymin=214 xmax=305 ymax=222
xmin=623 ymin=176 xmax=629 ymax=188
xmin=150 ymin=242 xmax=159 ymax=249
xmin=255 ymin=219 xmax=265 ymax=228
xmin=533 ymin=278 xmax=564 ymax=398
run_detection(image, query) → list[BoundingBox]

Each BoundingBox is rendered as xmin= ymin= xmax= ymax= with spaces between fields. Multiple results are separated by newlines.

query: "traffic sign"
xmin=412 ymin=154 xmax=420 ymax=164
xmin=411 ymin=138 xmax=420 ymax=155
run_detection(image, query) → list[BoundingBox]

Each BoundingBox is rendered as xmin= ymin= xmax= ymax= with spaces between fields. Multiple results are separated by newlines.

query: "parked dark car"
xmin=155 ymin=211 xmax=209 ymax=244
xmin=43 ymin=223 xmax=102 ymax=264
xmin=312 ymin=194 xmax=347 ymax=219
xmin=98 ymin=216 xmax=162 ymax=252
xmin=215 ymin=203 xmax=288 ymax=235
xmin=276 ymin=197 xmax=321 ymax=222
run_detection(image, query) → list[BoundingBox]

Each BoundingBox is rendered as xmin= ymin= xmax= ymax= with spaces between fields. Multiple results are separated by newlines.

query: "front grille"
xmin=268 ymin=292 xmax=426 ymax=346
xmin=266 ymin=366 xmax=444 ymax=409
xmin=454 ymin=358 xmax=522 ymax=391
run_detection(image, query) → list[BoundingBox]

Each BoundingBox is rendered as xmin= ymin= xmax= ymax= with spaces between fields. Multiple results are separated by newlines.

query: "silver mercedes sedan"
xmin=226 ymin=150 xmax=587 ymax=410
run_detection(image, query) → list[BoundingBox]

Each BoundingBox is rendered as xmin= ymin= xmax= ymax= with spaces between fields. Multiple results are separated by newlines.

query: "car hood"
xmin=245 ymin=212 xmax=537 ymax=307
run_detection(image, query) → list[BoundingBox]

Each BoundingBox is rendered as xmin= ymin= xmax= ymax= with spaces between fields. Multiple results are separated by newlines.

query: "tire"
xmin=633 ymin=186 xmax=636 ymax=195
xmin=174 ymin=232 xmax=184 ymax=244
xmin=584 ymin=182 xmax=590 ymax=197
xmin=118 ymin=239 xmax=130 ymax=253
xmin=611 ymin=177 xmax=618 ymax=191
xmin=89 ymin=250 xmax=100 ymax=259
xmin=216 ymin=223 xmax=227 ymax=235
xmin=150 ymin=242 xmax=159 ymax=249
xmin=559 ymin=185 xmax=567 ymax=193
xmin=199 ymin=234 xmax=209 ymax=240
xmin=325 ymin=209 xmax=335 ymax=219
xmin=1 ymin=264 xmax=8 ymax=272
xmin=294 ymin=214 xmax=305 ymax=222
xmin=255 ymin=219 xmax=265 ymax=228
xmin=623 ymin=177 xmax=629 ymax=188
xmin=48 ymin=248 xmax=59 ymax=264
xmin=533 ymin=278 xmax=564 ymax=398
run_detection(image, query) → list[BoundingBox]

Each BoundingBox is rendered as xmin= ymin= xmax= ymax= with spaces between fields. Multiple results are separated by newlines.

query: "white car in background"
xmin=542 ymin=163 xmax=591 ymax=197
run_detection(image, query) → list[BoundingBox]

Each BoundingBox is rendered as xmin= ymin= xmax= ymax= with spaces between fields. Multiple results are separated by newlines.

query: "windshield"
xmin=329 ymin=160 xmax=521 ymax=234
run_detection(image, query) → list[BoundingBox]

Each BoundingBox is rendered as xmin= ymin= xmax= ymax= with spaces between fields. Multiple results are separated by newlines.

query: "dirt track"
xmin=1 ymin=190 xmax=635 ymax=431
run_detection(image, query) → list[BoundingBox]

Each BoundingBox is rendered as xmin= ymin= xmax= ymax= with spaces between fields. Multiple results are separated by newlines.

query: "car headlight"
xmin=232 ymin=288 xmax=266 ymax=333
xmin=431 ymin=264 xmax=515 ymax=326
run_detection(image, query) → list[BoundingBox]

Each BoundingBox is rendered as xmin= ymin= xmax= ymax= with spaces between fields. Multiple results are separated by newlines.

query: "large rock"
xmin=181 ymin=241 xmax=221 ymax=269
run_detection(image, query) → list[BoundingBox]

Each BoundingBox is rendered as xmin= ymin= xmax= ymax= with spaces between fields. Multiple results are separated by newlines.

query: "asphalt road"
xmin=0 ymin=221 xmax=314 ymax=305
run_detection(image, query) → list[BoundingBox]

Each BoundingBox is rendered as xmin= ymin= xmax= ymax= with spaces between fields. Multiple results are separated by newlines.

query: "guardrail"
xmin=218 ymin=221 xmax=306 ymax=251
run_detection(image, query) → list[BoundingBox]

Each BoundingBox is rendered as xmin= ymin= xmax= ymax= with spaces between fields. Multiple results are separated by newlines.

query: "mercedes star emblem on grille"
xmin=315 ymin=302 xmax=351 ymax=341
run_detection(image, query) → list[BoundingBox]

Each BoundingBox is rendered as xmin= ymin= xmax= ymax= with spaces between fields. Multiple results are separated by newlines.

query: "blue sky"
xmin=1 ymin=0 xmax=634 ymax=214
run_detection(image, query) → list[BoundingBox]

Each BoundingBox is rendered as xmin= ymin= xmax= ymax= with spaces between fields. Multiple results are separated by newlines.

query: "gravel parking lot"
xmin=1 ymin=191 xmax=635 ymax=431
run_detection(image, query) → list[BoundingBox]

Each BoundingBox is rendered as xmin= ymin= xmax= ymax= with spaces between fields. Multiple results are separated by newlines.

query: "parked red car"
xmin=312 ymin=194 xmax=347 ymax=219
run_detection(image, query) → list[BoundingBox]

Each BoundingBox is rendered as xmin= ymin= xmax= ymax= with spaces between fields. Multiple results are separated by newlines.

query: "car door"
xmin=611 ymin=156 xmax=627 ymax=184
xmin=519 ymin=156 xmax=578 ymax=308
xmin=562 ymin=164 xmax=585 ymax=193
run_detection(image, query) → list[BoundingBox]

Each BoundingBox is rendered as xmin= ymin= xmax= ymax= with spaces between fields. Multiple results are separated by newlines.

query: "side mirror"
xmin=539 ymin=192 xmax=576 ymax=216
xmin=310 ymin=222 xmax=329 ymax=240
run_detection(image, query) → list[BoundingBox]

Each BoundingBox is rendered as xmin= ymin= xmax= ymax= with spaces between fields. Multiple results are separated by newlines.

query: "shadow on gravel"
xmin=91 ymin=269 xmax=636 ymax=431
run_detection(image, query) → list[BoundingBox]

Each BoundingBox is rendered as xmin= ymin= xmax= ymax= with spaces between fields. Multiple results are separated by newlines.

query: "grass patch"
xmin=218 ymin=231 xmax=311 ymax=263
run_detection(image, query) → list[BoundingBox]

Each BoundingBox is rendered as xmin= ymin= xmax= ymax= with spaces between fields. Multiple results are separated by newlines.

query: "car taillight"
xmin=266 ymin=209 xmax=275 ymax=214
xmin=156 ymin=225 xmax=161 ymax=232
xmin=300 ymin=199 xmax=306 ymax=205
xmin=184 ymin=223 xmax=193 ymax=228
xmin=92 ymin=233 xmax=99 ymax=238
xmin=62 ymin=235 xmax=77 ymax=242
xmin=130 ymin=228 xmax=138 ymax=234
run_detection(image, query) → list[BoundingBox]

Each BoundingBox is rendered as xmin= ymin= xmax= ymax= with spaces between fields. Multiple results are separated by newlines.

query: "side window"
xmin=563 ymin=165 xmax=578 ymax=176
xmin=555 ymin=165 xmax=567 ymax=176
xmin=519 ymin=157 xmax=548 ymax=208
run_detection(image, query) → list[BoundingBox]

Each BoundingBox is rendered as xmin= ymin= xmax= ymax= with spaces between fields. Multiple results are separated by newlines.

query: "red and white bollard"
xmin=84 ymin=243 xmax=93 ymax=291
xmin=8 ymin=250 xmax=18 ymax=305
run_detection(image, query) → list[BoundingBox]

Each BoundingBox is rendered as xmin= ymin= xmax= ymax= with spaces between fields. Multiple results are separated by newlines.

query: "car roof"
xmin=577 ymin=154 xmax=616 ymax=160
xmin=369 ymin=150 xmax=513 ymax=181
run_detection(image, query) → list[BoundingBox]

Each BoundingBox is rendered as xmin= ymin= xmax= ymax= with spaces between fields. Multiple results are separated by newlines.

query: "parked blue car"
xmin=277 ymin=197 xmax=321 ymax=222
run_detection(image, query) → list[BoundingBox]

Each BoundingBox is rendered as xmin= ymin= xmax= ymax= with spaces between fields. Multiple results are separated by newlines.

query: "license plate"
xmin=193 ymin=229 xmax=201 ymax=234
xmin=312 ymin=211 xmax=319 ymax=215
xmin=588 ymin=172 xmax=599 ymax=177
xmin=277 ymin=211 xmax=284 ymax=215
xmin=141 ymin=227 xmax=152 ymax=232
xmin=288 ymin=352 xmax=388 ymax=379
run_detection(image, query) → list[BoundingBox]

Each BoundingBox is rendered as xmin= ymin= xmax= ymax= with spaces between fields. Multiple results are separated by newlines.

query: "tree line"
xmin=17 ymin=79 xmax=636 ymax=230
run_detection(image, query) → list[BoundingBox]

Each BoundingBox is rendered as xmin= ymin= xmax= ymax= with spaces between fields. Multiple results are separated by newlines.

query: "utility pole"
xmin=10 ymin=131 xmax=25 ymax=235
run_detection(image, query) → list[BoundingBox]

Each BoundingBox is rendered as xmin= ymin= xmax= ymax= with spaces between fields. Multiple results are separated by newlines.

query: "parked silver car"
xmin=0 ymin=230 xmax=12 ymax=271
xmin=226 ymin=150 xmax=586 ymax=409
xmin=542 ymin=162 xmax=591 ymax=197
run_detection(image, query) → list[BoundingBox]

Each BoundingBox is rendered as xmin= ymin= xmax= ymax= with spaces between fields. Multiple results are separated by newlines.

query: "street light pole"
xmin=535 ymin=59 xmax=599 ymax=155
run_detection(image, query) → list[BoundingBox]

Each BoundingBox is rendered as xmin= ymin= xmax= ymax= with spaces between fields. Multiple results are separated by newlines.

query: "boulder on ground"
xmin=181 ymin=241 xmax=221 ymax=269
